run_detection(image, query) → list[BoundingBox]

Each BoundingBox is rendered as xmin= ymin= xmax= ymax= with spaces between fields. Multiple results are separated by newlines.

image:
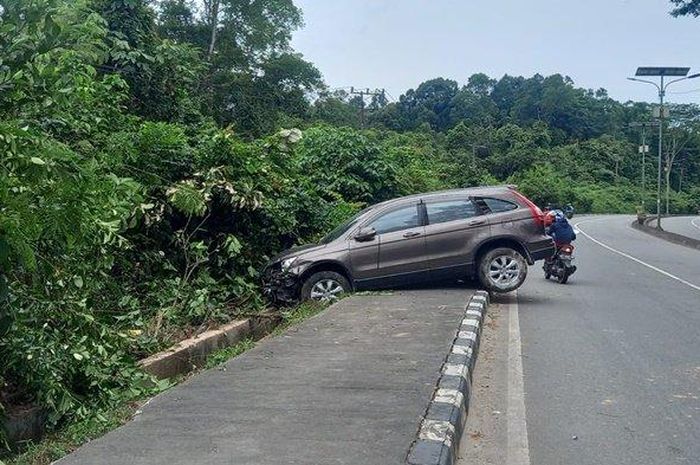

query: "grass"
xmin=2 ymin=298 xmax=335 ymax=465
xmin=6 ymin=403 xmax=140 ymax=465
xmin=274 ymin=300 xmax=328 ymax=335
xmin=204 ymin=338 xmax=256 ymax=369
xmin=205 ymin=300 xmax=329 ymax=369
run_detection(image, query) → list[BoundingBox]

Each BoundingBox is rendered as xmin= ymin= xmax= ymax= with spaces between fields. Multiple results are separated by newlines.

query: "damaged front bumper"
xmin=262 ymin=264 xmax=302 ymax=304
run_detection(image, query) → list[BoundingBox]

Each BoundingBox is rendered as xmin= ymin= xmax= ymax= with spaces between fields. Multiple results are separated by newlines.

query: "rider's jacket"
xmin=546 ymin=217 xmax=576 ymax=245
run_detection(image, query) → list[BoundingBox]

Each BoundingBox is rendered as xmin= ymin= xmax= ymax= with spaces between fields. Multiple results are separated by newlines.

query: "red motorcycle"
xmin=543 ymin=244 xmax=577 ymax=284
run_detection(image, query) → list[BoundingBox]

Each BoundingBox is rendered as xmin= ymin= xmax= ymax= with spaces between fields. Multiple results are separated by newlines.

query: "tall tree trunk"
xmin=207 ymin=0 xmax=220 ymax=60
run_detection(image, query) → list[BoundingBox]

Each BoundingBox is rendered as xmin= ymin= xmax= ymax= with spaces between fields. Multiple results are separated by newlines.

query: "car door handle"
xmin=403 ymin=231 xmax=421 ymax=238
xmin=468 ymin=219 xmax=486 ymax=226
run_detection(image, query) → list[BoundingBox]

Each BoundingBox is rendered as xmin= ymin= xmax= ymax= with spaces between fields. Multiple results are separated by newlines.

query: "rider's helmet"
xmin=544 ymin=209 xmax=565 ymax=227
xmin=544 ymin=210 xmax=557 ymax=227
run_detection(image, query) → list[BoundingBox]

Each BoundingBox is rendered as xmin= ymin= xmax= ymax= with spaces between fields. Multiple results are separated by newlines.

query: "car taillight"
xmin=510 ymin=189 xmax=544 ymax=226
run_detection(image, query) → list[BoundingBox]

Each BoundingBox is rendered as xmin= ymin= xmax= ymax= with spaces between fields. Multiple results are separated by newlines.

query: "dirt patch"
xmin=455 ymin=302 xmax=509 ymax=465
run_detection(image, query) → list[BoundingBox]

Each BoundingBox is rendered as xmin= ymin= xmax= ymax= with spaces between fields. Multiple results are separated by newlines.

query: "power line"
xmin=384 ymin=90 xmax=398 ymax=103
xmin=349 ymin=87 xmax=385 ymax=128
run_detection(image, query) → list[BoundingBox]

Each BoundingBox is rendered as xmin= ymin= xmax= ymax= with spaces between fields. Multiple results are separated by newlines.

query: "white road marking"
xmin=575 ymin=219 xmax=700 ymax=293
xmin=691 ymin=218 xmax=700 ymax=232
xmin=508 ymin=292 xmax=531 ymax=465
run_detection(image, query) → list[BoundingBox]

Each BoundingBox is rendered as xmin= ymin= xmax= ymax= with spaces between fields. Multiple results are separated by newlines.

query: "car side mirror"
xmin=354 ymin=227 xmax=377 ymax=242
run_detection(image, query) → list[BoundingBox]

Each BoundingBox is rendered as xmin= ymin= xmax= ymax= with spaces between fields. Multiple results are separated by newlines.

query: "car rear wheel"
xmin=478 ymin=247 xmax=527 ymax=293
xmin=301 ymin=271 xmax=350 ymax=302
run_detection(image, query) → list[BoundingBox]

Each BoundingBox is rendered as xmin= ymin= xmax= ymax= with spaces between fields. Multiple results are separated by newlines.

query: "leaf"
xmin=224 ymin=236 xmax=242 ymax=256
xmin=73 ymin=276 xmax=84 ymax=288
xmin=73 ymin=353 xmax=84 ymax=361
xmin=30 ymin=157 xmax=46 ymax=165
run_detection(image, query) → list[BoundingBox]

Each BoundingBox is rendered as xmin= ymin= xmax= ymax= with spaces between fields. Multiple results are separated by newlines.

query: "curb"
xmin=406 ymin=290 xmax=490 ymax=465
xmin=631 ymin=218 xmax=700 ymax=252
xmin=138 ymin=313 xmax=281 ymax=379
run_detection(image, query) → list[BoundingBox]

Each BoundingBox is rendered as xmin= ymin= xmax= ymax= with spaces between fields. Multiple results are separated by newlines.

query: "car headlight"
xmin=281 ymin=256 xmax=299 ymax=271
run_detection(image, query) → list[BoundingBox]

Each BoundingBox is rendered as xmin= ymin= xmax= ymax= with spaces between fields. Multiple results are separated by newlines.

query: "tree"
xmin=94 ymin=0 xmax=206 ymax=122
xmin=663 ymin=123 xmax=698 ymax=213
xmin=391 ymin=78 xmax=459 ymax=131
xmin=297 ymin=126 xmax=398 ymax=202
xmin=465 ymin=73 xmax=497 ymax=98
xmin=155 ymin=0 xmax=321 ymax=135
xmin=670 ymin=0 xmax=700 ymax=16
xmin=447 ymin=75 xmax=499 ymax=128
xmin=211 ymin=52 xmax=322 ymax=136
xmin=310 ymin=90 xmax=362 ymax=127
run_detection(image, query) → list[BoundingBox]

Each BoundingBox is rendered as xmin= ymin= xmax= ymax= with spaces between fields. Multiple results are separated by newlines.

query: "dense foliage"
xmin=1 ymin=0 xmax=699 ymax=456
xmin=670 ymin=0 xmax=700 ymax=16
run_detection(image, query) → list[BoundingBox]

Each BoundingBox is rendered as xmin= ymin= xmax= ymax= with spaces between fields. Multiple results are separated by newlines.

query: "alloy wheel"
xmin=488 ymin=255 xmax=521 ymax=287
xmin=309 ymin=279 xmax=345 ymax=301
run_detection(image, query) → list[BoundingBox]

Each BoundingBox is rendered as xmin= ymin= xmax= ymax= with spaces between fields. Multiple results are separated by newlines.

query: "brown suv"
xmin=263 ymin=186 xmax=554 ymax=302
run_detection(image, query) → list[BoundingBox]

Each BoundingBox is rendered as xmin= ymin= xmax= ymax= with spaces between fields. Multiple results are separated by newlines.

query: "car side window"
xmin=481 ymin=197 xmax=518 ymax=213
xmin=368 ymin=205 xmax=420 ymax=234
xmin=426 ymin=200 xmax=478 ymax=225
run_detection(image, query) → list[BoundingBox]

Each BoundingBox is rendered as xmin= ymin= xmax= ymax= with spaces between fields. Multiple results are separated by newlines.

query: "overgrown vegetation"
xmin=1 ymin=0 xmax=699 ymax=459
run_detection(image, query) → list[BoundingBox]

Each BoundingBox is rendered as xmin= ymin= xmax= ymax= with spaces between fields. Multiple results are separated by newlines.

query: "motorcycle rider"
xmin=543 ymin=210 xmax=577 ymax=276
xmin=544 ymin=209 xmax=576 ymax=246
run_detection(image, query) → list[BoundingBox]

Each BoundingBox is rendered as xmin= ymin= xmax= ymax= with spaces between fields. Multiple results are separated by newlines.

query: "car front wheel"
xmin=478 ymin=247 xmax=527 ymax=293
xmin=300 ymin=271 xmax=350 ymax=302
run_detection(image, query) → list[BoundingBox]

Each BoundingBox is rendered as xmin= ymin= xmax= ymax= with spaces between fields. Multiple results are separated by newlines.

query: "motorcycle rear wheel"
xmin=557 ymin=272 xmax=569 ymax=284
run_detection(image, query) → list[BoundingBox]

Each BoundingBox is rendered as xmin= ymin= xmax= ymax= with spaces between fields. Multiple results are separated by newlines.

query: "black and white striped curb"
xmin=406 ymin=290 xmax=490 ymax=465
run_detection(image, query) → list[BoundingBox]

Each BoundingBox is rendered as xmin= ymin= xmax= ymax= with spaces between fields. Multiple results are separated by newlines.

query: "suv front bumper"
xmin=262 ymin=265 xmax=301 ymax=304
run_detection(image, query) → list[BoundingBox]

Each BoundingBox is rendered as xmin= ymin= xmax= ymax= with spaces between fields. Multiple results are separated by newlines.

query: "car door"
xmin=354 ymin=202 xmax=428 ymax=289
xmin=347 ymin=230 xmax=380 ymax=283
xmin=422 ymin=197 xmax=490 ymax=279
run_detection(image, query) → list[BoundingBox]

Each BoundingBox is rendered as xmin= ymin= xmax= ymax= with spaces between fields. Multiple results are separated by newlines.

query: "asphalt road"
xmin=661 ymin=215 xmax=700 ymax=241
xmin=459 ymin=214 xmax=700 ymax=465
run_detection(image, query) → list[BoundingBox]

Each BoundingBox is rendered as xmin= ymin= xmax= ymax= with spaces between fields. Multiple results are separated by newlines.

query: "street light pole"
xmin=627 ymin=69 xmax=700 ymax=229
xmin=642 ymin=129 xmax=647 ymax=208
xmin=658 ymin=76 xmax=664 ymax=229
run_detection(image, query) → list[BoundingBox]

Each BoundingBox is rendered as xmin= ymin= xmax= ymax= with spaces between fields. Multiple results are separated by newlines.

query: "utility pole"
xmin=350 ymin=87 xmax=385 ymax=128
xmin=657 ymin=87 xmax=665 ymax=225
xmin=629 ymin=122 xmax=658 ymax=211
xmin=628 ymin=67 xmax=700 ymax=229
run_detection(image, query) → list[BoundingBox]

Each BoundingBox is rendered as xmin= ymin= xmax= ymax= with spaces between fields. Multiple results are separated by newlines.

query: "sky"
xmin=291 ymin=0 xmax=700 ymax=105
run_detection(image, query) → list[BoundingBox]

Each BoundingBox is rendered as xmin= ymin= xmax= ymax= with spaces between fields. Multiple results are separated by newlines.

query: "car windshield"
xmin=320 ymin=207 xmax=371 ymax=244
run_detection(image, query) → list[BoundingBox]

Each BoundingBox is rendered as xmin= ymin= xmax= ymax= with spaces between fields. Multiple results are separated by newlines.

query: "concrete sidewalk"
xmin=58 ymin=288 xmax=473 ymax=465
